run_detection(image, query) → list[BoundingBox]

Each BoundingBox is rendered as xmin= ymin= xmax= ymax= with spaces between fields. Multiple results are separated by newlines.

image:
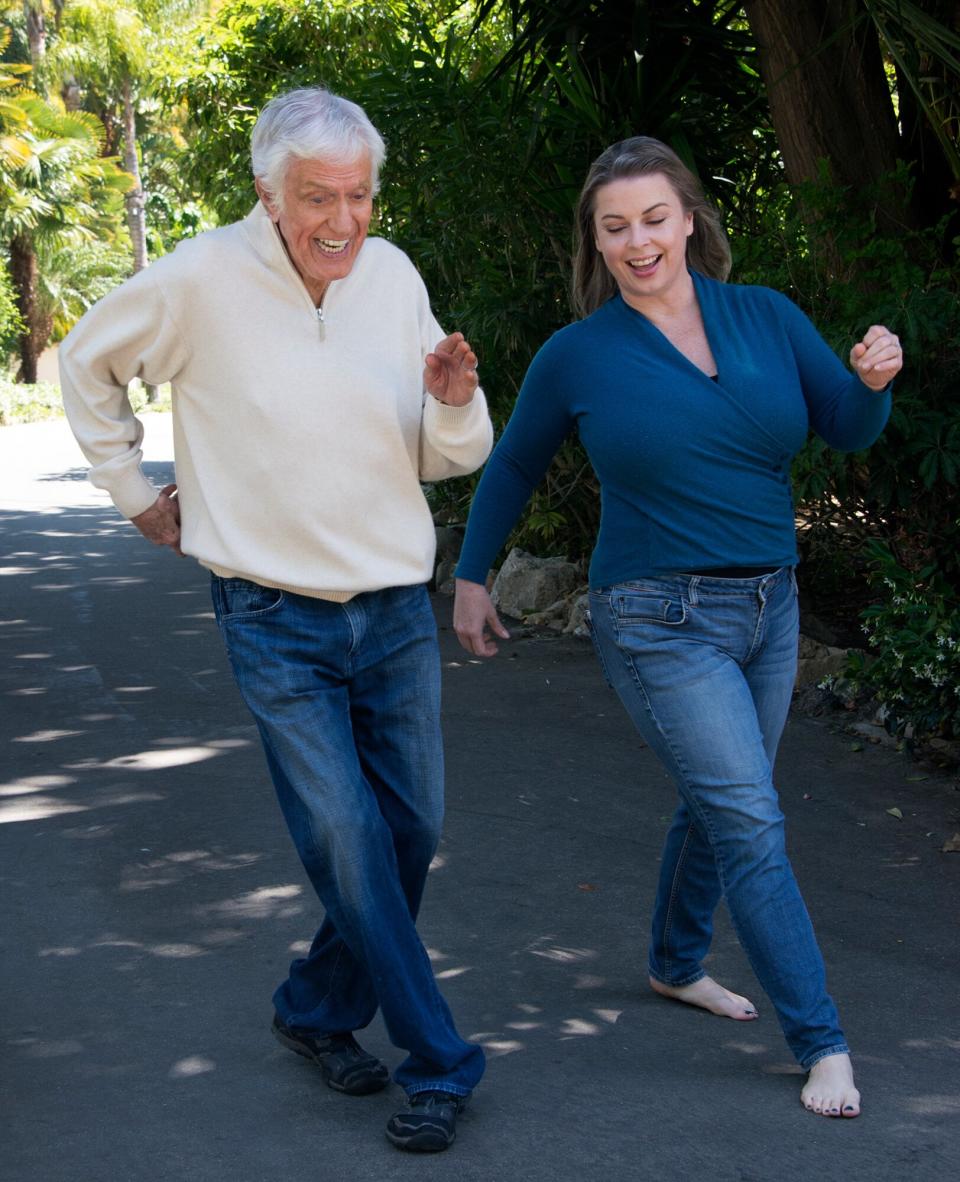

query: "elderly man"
xmin=59 ymin=87 xmax=491 ymax=1153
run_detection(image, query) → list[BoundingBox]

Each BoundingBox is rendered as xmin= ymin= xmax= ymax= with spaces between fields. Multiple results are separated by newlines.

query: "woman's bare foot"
xmin=648 ymin=974 xmax=759 ymax=1020
xmin=800 ymin=1053 xmax=860 ymax=1118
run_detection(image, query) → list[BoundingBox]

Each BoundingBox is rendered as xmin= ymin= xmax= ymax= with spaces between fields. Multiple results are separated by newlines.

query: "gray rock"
xmin=849 ymin=720 xmax=900 ymax=748
xmin=563 ymin=592 xmax=592 ymax=637
xmin=795 ymin=634 xmax=849 ymax=688
xmin=523 ymin=598 xmax=570 ymax=629
xmin=491 ymin=548 xmax=581 ymax=618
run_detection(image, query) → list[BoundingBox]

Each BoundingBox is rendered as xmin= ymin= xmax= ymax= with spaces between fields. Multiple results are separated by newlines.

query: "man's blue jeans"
xmin=589 ymin=567 xmax=848 ymax=1069
xmin=211 ymin=576 xmax=485 ymax=1097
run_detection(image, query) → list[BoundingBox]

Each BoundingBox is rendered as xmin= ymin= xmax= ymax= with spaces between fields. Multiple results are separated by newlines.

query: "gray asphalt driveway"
xmin=1 ymin=416 xmax=958 ymax=1181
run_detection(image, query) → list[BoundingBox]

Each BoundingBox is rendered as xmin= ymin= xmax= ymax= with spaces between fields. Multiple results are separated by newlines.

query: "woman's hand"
xmin=850 ymin=325 xmax=902 ymax=391
xmin=130 ymin=483 xmax=183 ymax=555
xmin=424 ymin=332 xmax=479 ymax=407
xmin=453 ymin=577 xmax=510 ymax=657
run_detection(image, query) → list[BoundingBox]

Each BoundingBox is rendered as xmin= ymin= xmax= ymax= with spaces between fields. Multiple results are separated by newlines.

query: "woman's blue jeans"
xmin=211 ymin=576 xmax=485 ymax=1097
xmin=589 ymin=567 xmax=848 ymax=1069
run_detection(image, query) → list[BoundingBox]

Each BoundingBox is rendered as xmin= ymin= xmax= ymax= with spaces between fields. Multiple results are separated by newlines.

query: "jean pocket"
xmin=613 ymin=589 xmax=688 ymax=626
xmin=213 ymin=576 xmax=284 ymax=621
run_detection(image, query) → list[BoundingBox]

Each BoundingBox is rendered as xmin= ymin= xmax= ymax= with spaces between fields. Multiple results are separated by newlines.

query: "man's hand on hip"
xmin=130 ymin=483 xmax=183 ymax=555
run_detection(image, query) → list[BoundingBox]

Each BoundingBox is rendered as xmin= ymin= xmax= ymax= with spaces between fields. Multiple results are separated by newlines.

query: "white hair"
xmin=250 ymin=87 xmax=386 ymax=210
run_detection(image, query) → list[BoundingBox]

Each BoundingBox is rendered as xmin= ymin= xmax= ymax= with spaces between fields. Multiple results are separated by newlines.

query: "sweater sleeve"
xmin=420 ymin=390 xmax=494 ymax=480
xmin=455 ymin=339 xmax=575 ymax=585
xmin=775 ymin=291 xmax=892 ymax=452
xmin=58 ymin=266 xmax=190 ymax=518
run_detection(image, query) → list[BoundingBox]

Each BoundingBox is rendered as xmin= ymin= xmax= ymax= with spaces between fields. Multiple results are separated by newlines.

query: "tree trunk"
xmin=9 ymin=234 xmax=44 ymax=384
xmin=101 ymin=108 xmax=122 ymax=158
xmin=122 ymin=78 xmax=148 ymax=273
xmin=122 ymin=76 xmax=156 ymax=401
xmin=744 ymin=0 xmax=912 ymax=238
xmin=23 ymin=2 xmax=46 ymax=83
xmin=62 ymin=80 xmax=82 ymax=111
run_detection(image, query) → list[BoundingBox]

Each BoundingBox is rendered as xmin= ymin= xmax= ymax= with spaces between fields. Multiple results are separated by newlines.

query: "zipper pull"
xmin=316 ymin=305 xmax=325 ymax=340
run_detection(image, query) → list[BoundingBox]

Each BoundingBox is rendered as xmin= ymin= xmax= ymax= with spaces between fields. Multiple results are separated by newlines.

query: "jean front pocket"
xmin=212 ymin=576 xmax=284 ymax=622
xmin=613 ymin=588 xmax=688 ymax=626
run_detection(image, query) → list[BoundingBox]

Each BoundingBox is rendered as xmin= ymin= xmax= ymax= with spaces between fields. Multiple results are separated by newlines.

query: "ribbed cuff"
xmin=91 ymin=465 xmax=159 ymax=520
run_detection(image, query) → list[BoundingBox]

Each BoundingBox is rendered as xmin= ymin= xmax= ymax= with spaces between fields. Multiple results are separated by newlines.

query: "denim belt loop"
xmin=687 ymin=575 xmax=701 ymax=606
xmin=757 ymin=566 xmax=784 ymax=605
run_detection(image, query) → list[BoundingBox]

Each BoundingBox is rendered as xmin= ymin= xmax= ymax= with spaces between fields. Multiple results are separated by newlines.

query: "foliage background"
xmin=2 ymin=0 xmax=960 ymax=738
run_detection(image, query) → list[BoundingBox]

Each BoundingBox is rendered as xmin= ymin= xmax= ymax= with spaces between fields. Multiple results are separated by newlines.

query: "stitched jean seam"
xmin=659 ymin=822 xmax=695 ymax=985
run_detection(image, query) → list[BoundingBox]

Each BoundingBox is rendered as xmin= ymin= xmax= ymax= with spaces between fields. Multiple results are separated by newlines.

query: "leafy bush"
xmin=733 ymin=170 xmax=960 ymax=632
xmin=844 ymin=542 xmax=960 ymax=742
xmin=39 ymin=238 xmax=133 ymax=342
xmin=0 ymin=259 xmax=25 ymax=365
xmin=0 ymin=378 xmax=64 ymax=425
xmin=0 ymin=377 xmax=171 ymax=426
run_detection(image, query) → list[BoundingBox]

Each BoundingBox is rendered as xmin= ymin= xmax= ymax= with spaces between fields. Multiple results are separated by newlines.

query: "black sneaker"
xmin=385 ymin=1090 xmax=466 ymax=1152
xmin=271 ymin=1014 xmax=389 ymax=1096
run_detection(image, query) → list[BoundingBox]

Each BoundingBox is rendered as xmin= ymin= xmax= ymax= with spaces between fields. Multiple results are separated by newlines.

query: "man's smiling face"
xmin=257 ymin=154 xmax=374 ymax=303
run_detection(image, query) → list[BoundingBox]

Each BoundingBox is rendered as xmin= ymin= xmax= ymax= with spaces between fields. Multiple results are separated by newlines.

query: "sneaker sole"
xmin=385 ymin=1126 xmax=455 ymax=1153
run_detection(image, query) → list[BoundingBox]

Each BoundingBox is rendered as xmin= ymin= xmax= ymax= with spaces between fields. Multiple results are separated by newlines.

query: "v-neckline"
xmin=618 ymin=271 xmax=721 ymax=385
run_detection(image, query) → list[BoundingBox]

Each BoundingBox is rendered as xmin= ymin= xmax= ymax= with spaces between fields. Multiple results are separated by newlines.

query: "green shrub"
xmin=844 ymin=542 xmax=960 ymax=742
xmin=0 ymin=259 xmax=25 ymax=366
xmin=0 ymin=377 xmax=170 ymax=426
xmin=733 ymin=170 xmax=960 ymax=639
xmin=0 ymin=378 xmax=64 ymax=425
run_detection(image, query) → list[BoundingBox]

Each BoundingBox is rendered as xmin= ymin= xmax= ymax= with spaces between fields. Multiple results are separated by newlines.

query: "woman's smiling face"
xmin=592 ymin=173 xmax=694 ymax=308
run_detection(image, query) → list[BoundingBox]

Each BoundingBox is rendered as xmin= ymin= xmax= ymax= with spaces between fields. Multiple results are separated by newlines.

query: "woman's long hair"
xmin=572 ymin=137 xmax=731 ymax=318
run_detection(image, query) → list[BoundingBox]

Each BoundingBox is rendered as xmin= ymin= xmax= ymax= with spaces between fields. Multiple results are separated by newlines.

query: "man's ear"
xmin=254 ymin=177 xmax=280 ymax=222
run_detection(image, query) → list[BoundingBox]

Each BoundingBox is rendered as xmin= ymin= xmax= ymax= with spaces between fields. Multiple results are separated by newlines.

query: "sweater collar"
xmin=242 ymin=201 xmax=288 ymax=267
xmin=239 ymin=201 xmax=369 ymax=303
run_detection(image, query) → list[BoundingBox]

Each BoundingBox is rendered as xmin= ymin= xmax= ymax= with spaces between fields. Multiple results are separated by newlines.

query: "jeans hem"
xmin=648 ymin=966 xmax=706 ymax=988
xmin=800 ymin=1044 xmax=851 ymax=1070
xmin=405 ymin=1083 xmax=472 ymax=1099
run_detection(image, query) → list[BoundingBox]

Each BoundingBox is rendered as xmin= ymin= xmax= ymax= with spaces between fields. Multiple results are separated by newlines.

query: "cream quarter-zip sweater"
xmin=59 ymin=204 xmax=493 ymax=599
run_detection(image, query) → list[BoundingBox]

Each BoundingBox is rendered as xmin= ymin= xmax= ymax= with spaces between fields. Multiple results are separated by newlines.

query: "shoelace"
xmin=327 ymin=1033 xmax=363 ymax=1054
xmin=409 ymin=1091 xmax=459 ymax=1112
